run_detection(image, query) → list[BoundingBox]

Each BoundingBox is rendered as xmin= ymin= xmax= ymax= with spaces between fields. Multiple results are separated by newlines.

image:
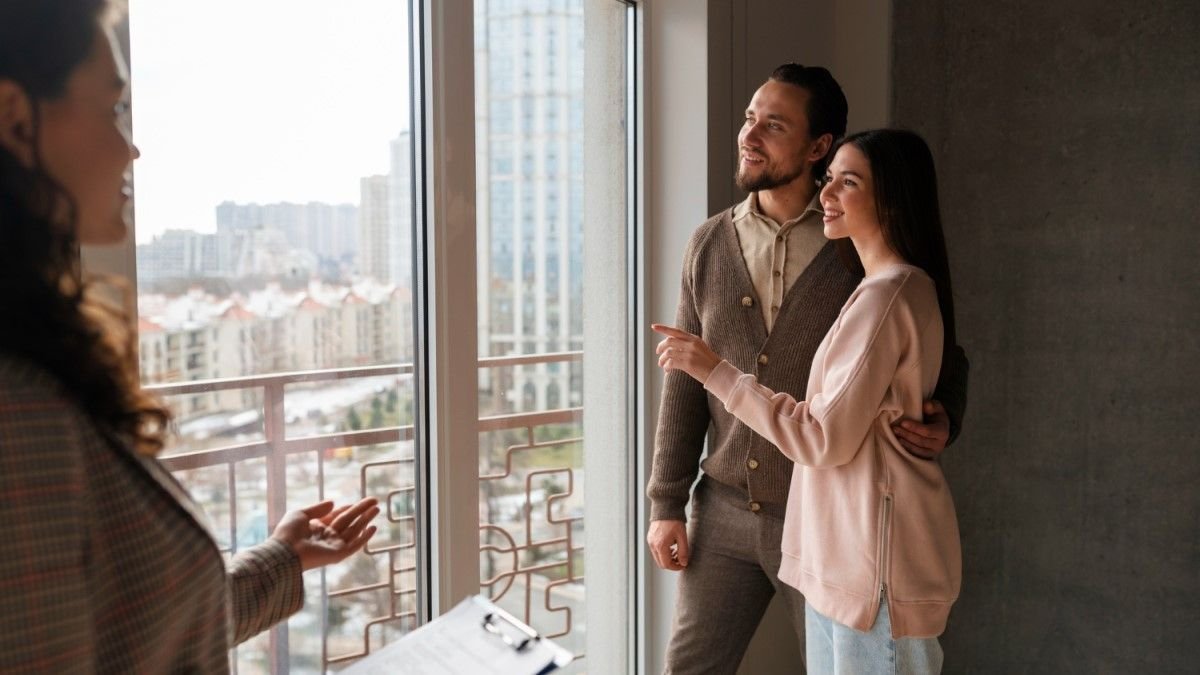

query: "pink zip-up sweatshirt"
xmin=703 ymin=263 xmax=961 ymax=638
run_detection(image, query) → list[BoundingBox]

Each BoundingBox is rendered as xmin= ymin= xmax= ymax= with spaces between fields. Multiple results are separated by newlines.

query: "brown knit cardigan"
xmin=648 ymin=209 xmax=969 ymax=522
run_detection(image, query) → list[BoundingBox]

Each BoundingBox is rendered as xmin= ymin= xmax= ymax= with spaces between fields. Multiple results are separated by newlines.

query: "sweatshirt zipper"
xmin=877 ymin=494 xmax=893 ymax=609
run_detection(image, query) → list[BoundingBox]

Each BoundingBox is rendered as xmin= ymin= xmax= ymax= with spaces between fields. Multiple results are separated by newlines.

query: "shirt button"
xmin=776 ymin=235 xmax=784 ymax=242
xmin=749 ymin=501 xmax=761 ymax=512
xmin=758 ymin=354 xmax=769 ymax=365
xmin=741 ymin=296 xmax=754 ymax=307
xmin=748 ymin=458 xmax=760 ymax=470
xmin=773 ymin=270 xmax=782 ymax=277
xmin=771 ymin=305 xmax=779 ymax=313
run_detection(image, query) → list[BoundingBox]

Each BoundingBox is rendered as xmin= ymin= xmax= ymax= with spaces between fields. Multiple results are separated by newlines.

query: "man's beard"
xmin=735 ymin=154 xmax=806 ymax=192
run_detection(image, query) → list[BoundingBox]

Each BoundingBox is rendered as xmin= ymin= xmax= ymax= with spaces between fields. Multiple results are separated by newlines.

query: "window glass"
xmin=129 ymin=0 xmax=417 ymax=669
xmin=475 ymin=0 xmax=623 ymax=669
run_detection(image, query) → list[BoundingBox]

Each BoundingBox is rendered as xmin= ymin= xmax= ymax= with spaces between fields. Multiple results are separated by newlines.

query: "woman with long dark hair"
xmin=0 ymin=1 xmax=378 ymax=670
xmin=654 ymin=129 xmax=961 ymax=673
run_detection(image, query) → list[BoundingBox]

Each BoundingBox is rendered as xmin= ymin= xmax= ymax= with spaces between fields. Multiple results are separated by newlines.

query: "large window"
xmin=474 ymin=1 xmax=590 ymax=663
xmin=94 ymin=0 xmax=635 ymax=672
xmin=127 ymin=0 xmax=418 ymax=671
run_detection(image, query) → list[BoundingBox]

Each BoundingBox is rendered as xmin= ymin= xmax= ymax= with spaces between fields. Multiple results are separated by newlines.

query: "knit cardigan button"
xmin=741 ymin=296 xmax=754 ymax=307
xmin=758 ymin=354 xmax=769 ymax=365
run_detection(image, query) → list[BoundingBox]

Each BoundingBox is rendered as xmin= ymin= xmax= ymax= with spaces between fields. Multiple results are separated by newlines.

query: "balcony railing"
xmin=147 ymin=351 xmax=584 ymax=672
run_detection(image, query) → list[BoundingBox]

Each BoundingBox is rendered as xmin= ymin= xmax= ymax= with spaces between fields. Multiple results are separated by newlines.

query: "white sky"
xmin=128 ymin=0 xmax=410 ymax=242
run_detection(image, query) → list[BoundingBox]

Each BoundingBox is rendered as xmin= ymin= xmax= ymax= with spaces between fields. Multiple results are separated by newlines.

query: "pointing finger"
xmin=651 ymin=324 xmax=692 ymax=339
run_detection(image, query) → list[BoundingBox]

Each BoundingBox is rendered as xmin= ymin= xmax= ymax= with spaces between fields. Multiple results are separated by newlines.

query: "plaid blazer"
xmin=0 ymin=353 xmax=304 ymax=673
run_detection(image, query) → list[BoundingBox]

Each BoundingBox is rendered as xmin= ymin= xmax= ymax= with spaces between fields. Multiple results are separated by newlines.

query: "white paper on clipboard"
xmin=340 ymin=595 xmax=574 ymax=675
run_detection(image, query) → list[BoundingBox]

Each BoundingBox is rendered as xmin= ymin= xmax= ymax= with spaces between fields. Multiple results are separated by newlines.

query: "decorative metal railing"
xmin=147 ymin=352 xmax=584 ymax=673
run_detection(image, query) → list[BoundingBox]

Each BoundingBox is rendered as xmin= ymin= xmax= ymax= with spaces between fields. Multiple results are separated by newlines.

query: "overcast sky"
xmin=128 ymin=0 xmax=410 ymax=242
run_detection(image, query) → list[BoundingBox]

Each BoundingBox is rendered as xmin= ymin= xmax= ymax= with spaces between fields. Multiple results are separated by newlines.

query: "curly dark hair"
xmin=0 ymin=0 xmax=171 ymax=454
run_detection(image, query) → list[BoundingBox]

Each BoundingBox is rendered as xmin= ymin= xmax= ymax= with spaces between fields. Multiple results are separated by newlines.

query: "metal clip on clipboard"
xmin=481 ymin=607 xmax=540 ymax=652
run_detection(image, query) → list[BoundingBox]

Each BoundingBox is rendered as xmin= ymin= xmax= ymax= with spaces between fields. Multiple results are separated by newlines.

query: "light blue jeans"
xmin=804 ymin=601 xmax=943 ymax=674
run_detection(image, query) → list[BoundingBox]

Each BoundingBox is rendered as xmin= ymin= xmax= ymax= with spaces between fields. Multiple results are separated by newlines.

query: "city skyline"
xmin=135 ymin=1 xmax=587 ymax=418
xmin=128 ymin=0 xmax=410 ymax=242
xmin=136 ymin=132 xmax=410 ymax=285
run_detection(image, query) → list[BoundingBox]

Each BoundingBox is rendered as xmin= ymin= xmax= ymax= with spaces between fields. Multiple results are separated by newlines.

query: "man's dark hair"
xmin=769 ymin=63 xmax=849 ymax=177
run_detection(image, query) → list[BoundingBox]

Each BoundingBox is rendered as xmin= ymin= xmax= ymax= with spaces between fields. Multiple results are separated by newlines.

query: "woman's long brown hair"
xmin=1 ymin=0 xmax=171 ymax=454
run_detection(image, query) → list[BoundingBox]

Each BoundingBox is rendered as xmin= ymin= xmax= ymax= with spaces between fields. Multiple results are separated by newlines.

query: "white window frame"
xmin=416 ymin=4 xmax=646 ymax=670
xmin=410 ymin=0 xmax=482 ymax=618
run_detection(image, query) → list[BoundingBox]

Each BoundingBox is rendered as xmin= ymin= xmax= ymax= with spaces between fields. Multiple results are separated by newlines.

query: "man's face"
xmin=735 ymin=80 xmax=817 ymax=193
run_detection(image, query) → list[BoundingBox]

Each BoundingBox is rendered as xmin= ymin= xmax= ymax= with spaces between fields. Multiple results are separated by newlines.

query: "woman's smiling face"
xmin=819 ymin=144 xmax=879 ymax=242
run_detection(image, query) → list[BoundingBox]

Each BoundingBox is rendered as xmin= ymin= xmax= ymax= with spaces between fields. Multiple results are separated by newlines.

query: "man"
xmin=646 ymin=64 xmax=969 ymax=673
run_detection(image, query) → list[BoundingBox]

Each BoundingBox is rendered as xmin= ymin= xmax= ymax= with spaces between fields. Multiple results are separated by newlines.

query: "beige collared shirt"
xmin=733 ymin=191 xmax=827 ymax=332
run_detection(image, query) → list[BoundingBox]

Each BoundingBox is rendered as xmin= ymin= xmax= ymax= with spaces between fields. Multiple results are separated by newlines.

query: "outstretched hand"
xmin=892 ymin=400 xmax=951 ymax=460
xmin=652 ymin=324 xmax=722 ymax=384
xmin=271 ymin=498 xmax=380 ymax=571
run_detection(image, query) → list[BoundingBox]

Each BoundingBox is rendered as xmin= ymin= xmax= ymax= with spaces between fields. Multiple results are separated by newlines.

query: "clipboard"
xmin=340 ymin=595 xmax=574 ymax=675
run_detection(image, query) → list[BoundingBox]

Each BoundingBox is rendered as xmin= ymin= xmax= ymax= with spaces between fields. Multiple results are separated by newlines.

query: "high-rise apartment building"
xmin=136 ymin=229 xmax=221 ymax=283
xmin=388 ymin=131 xmax=414 ymax=288
xmin=358 ymin=174 xmax=393 ymax=284
xmin=476 ymin=0 xmax=584 ymax=411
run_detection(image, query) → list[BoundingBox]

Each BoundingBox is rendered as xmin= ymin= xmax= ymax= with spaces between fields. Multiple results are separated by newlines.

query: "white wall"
xmin=642 ymin=1 xmax=712 ymax=673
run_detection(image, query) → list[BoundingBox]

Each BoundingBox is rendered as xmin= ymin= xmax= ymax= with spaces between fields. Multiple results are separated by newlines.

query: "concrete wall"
xmin=891 ymin=2 xmax=1200 ymax=671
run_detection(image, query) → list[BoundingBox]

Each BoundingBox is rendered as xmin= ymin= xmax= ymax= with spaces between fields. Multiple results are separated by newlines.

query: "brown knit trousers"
xmin=663 ymin=477 xmax=807 ymax=674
